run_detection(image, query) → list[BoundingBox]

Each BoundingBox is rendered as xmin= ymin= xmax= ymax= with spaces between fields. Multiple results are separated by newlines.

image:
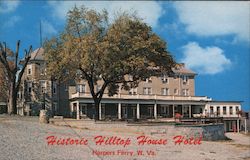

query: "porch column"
xmin=70 ymin=102 xmax=73 ymax=117
xmin=244 ymin=118 xmax=247 ymax=134
xmin=99 ymin=103 xmax=102 ymax=120
xmin=118 ymin=103 xmax=122 ymax=119
xmin=154 ymin=103 xmax=157 ymax=119
xmin=237 ymin=118 xmax=240 ymax=133
xmin=172 ymin=105 xmax=175 ymax=118
xmin=137 ymin=103 xmax=140 ymax=119
xmin=76 ymin=101 xmax=80 ymax=120
xmin=189 ymin=105 xmax=192 ymax=118
xmin=181 ymin=105 xmax=183 ymax=115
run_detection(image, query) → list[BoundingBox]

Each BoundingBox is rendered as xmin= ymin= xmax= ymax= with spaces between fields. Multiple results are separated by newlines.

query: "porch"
xmin=70 ymin=101 xmax=206 ymax=121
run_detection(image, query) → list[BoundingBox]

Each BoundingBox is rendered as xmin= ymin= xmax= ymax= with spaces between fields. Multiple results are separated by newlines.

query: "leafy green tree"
xmin=44 ymin=6 xmax=176 ymax=120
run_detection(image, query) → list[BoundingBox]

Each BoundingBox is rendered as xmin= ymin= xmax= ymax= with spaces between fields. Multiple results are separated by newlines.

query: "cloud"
xmin=47 ymin=1 xmax=163 ymax=28
xmin=174 ymin=1 xmax=250 ymax=42
xmin=3 ymin=15 xmax=21 ymax=28
xmin=41 ymin=20 xmax=57 ymax=37
xmin=0 ymin=1 xmax=20 ymax=13
xmin=181 ymin=42 xmax=231 ymax=75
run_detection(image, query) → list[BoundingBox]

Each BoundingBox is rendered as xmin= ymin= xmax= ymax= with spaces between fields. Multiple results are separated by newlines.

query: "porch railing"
xmin=70 ymin=92 xmax=212 ymax=102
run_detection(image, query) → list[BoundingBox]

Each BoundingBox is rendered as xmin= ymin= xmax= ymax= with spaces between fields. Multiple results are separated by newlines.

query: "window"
xmin=161 ymin=75 xmax=168 ymax=83
xmin=210 ymin=106 xmax=214 ymax=114
xmin=40 ymin=65 xmax=46 ymax=76
xmin=143 ymin=87 xmax=152 ymax=95
xmin=40 ymin=81 xmax=46 ymax=93
xmin=229 ymin=106 xmax=233 ymax=115
xmin=96 ymin=85 xmax=101 ymax=92
xmin=27 ymin=64 xmax=32 ymax=75
xmin=128 ymin=75 xmax=133 ymax=81
xmin=80 ymin=104 xmax=87 ymax=115
xmin=199 ymin=108 xmax=203 ymax=114
xmin=217 ymin=106 xmax=220 ymax=115
xmin=129 ymin=88 xmax=137 ymax=95
xmin=182 ymin=89 xmax=189 ymax=96
xmin=223 ymin=106 xmax=227 ymax=115
xmin=53 ymin=102 xmax=58 ymax=113
xmin=182 ymin=75 xmax=189 ymax=85
xmin=235 ymin=106 xmax=239 ymax=114
xmin=145 ymin=77 xmax=152 ymax=83
xmin=53 ymin=83 xmax=57 ymax=94
xmin=161 ymin=88 xmax=169 ymax=95
xmin=17 ymin=91 xmax=21 ymax=99
xmin=174 ymin=89 xmax=178 ymax=95
xmin=76 ymin=84 xmax=85 ymax=93
xmin=27 ymin=82 xmax=32 ymax=94
xmin=64 ymin=84 xmax=68 ymax=92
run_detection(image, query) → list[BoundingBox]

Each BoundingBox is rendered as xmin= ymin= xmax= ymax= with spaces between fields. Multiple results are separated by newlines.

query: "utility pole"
xmin=40 ymin=20 xmax=43 ymax=47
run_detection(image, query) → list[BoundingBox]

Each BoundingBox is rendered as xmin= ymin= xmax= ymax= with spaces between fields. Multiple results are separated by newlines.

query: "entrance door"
xmin=148 ymin=107 xmax=153 ymax=118
xmin=80 ymin=104 xmax=87 ymax=118
xmin=132 ymin=107 xmax=136 ymax=119
xmin=122 ymin=106 xmax=127 ymax=119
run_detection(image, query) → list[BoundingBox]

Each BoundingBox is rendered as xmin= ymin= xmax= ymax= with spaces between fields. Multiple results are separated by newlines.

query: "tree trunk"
xmin=94 ymin=100 xmax=100 ymax=121
xmin=8 ymin=82 xmax=17 ymax=114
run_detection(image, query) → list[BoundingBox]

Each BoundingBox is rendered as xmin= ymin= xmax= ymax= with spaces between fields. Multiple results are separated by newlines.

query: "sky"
xmin=0 ymin=1 xmax=249 ymax=111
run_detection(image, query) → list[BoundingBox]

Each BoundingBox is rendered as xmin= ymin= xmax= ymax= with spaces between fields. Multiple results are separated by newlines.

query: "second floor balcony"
xmin=70 ymin=92 xmax=212 ymax=102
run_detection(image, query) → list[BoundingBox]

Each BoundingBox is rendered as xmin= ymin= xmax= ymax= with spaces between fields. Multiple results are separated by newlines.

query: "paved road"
xmin=0 ymin=115 xmax=249 ymax=160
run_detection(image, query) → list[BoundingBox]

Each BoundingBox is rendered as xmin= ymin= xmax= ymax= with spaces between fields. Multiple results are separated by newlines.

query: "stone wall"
xmin=174 ymin=124 xmax=226 ymax=141
xmin=50 ymin=119 xmax=226 ymax=141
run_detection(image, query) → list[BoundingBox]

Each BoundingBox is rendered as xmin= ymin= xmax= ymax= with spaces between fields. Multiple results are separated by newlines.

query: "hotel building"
xmin=16 ymin=48 xmax=242 ymax=132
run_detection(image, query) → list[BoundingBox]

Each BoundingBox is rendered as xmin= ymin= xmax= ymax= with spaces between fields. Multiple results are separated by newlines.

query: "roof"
xmin=172 ymin=63 xmax=196 ymax=75
xmin=30 ymin=48 xmax=44 ymax=61
xmin=210 ymin=101 xmax=242 ymax=104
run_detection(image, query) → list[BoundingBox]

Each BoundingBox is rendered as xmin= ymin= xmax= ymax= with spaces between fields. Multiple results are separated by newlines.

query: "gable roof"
xmin=30 ymin=48 xmax=44 ymax=61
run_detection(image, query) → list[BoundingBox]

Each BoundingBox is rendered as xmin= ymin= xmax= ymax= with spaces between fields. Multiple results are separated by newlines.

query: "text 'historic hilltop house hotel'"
xmin=16 ymin=48 xmax=242 ymax=132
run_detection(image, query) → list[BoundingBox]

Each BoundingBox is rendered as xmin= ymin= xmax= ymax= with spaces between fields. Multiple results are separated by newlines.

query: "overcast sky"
xmin=0 ymin=1 xmax=249 ymax=111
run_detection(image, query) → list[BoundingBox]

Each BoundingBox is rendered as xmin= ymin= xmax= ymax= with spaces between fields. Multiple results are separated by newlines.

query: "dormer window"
xmin=161 ymin=74 xmax=168 ymax=83
xmin=129 ymin=88 xmax=137 ymax=95
xmin=27 ymin=64 xmax=32 ymax=75
xmin=182 ymin=75 xmax=189 ymax=85
xmin=145 ymin=77 xmax=152 ymax=83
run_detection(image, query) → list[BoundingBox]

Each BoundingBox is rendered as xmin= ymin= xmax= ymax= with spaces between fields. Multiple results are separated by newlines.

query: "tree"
xmin=0 ymin=63 xmax=8 ymax=102
xmin=0 ymin=41 xmax=32 ymax=114
xmin=44 ymin=6 xmax=176 ymax=120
